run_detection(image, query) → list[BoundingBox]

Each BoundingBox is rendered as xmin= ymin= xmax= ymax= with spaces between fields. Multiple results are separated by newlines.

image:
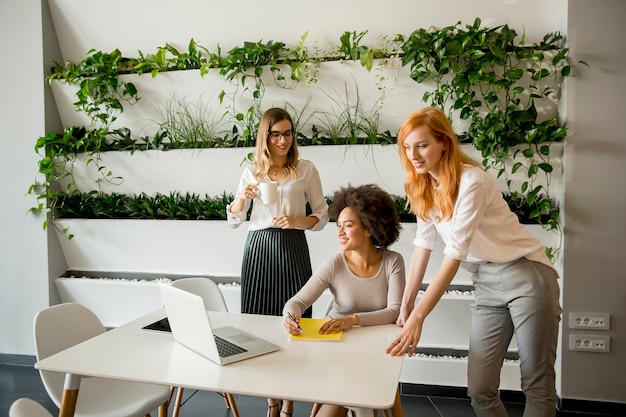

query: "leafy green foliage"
xmin=58 ymin=192 xmax=238 ymax=220
xmin=401 ymin=17 xmax=581 ymax=230
xmin=339 ymin=30 xmax=375 ymax=71
xmin=57 ymin=192 xmax=419 ymax=223
xmin=55 ymin=191 xmax=546 ymax=227
xmin=48 ymin=49 xmax=139 ymax=128
xmin=34 ymin=20 xmax=578 ymax=238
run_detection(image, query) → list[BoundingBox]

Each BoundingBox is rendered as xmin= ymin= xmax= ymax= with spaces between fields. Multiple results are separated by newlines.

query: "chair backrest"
xmin=171 ymin=277 xmax=228 ymax=312
xmin=9 ymin=398 xmax=53 ymax=417
xmin=33 ymin=302 xmax=106 ymax=406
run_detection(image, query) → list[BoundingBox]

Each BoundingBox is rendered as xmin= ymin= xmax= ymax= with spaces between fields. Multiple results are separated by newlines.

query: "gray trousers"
xmin=468 ymin=258 xmax=561 ymax=417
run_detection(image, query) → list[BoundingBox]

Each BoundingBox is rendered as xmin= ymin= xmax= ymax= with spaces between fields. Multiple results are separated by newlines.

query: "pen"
xmin=287 ymin=312 xmax=303 ymax=332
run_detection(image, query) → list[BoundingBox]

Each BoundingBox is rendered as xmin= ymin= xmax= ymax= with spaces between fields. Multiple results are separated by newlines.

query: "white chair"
xmin=33 ymin=302 xmax=171 ymax=417
xmin=9 ymin=398 xmax=53 ymax=417
xmin=169 ymin=277 xmax=240 ymax=417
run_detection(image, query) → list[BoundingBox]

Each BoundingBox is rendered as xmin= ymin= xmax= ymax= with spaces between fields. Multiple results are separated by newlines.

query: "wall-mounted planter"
xmin=55 ymin=275 xmax=170 ymax=328
xmin=55 ymin=218 xmax=558 ymax=290
xmin=55 ymin=273 xmax=330 ymax=328
xmin=49 ymin=60 xmax=431 ymax=139
xmin=400 ymin=353 xmax=522 ymax=391
xmin=56 ymin=142 xmax=562 ymax=204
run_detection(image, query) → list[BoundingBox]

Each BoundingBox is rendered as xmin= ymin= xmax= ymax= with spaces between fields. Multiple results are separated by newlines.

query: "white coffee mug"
xmin=258 ymin=181 xmax=278 ymax=205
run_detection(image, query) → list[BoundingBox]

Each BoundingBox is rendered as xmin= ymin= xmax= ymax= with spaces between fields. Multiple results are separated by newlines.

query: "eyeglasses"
xmin=268 ymin=130 xmax=294 ymax=141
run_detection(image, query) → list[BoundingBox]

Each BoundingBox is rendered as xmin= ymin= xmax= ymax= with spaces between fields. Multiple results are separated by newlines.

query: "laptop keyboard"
xmin=214 ymin=335 xmax=248 ymax=357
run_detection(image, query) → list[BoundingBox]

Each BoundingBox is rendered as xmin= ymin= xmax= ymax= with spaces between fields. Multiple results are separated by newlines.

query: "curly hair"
xmin=329 ymin=184 xmax=401 ymax=249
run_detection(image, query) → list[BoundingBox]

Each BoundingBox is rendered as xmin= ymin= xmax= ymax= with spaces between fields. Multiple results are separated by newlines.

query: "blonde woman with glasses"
xmin=227 ymin=107 xmax=329 ymax=417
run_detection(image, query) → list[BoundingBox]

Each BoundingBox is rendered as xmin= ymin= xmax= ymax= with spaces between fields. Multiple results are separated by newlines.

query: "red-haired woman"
xmin=386 ymin=107 xmax=561 ymax=417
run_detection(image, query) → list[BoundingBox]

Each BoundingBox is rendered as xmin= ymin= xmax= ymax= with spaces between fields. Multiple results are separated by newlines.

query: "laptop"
xmin=158 ymin=283 xmax=280 ymax=365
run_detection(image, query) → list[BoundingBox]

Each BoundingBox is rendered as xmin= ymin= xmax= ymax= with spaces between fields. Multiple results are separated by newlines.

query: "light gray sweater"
xmin=283 ymin=250 xmax=405 ymax=326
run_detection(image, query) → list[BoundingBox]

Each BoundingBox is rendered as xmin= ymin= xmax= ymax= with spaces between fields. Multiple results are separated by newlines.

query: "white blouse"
xmin=227 ymin=159 xmax=329 ymax=232
xmin=413 ymin=165 xmax=556 ymax=273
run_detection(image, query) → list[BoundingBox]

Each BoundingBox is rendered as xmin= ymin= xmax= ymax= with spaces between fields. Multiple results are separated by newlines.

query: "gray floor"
xmin=0 ymin=362 xmax=613 ymax=417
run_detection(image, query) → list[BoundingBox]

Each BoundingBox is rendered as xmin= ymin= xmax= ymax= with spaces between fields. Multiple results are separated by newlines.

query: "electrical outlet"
xmin=568 ymin=313 xmax=610 ymax=330
xmin=568 ymin=334 xmax=610 ymax=352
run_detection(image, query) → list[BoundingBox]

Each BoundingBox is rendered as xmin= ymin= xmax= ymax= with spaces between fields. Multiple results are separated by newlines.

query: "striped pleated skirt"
xmin=241 ymin=228 xmax=313 ymax=317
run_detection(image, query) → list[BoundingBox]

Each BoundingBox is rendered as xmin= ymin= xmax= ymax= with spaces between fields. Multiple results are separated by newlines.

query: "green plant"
xmin=155 ymin=96 xmax=231 ymax=149
xmin=288 ymin=31 xmax=323 ymax=86
xmin=338 ymin=30 xmax=375 ymax=71
xmin=133 ymin=39 xmax=217 ymax=77
xmin=311 ymin=85 xmax=391 ymax=145
xmin=48 ymin=49 xmax=140 ymax=129
xmin=57 ymin=191 xmax=419 ymax=224
xmin=401 ymin=17 xmax=583 ymax=231
xmin=217 ymin=39 xmax=291 ymax=143
xmin=28 ymin=126 xmax=120 ymax=238
xmin=58 ymin=191 xmax=239 ymax=221
xmin=35 ymin=22 xmax=576 ymax=238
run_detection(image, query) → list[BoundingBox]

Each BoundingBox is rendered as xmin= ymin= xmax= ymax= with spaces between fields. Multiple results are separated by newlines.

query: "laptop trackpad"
xmin=229 ymin=333 xmax=256 ymax=344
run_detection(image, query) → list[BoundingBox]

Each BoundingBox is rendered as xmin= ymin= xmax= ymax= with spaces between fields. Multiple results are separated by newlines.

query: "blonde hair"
xmin=254 ymin=108 xmax=299 ymax=179
xmin=397 ymin=107 xmax=480 ymax=221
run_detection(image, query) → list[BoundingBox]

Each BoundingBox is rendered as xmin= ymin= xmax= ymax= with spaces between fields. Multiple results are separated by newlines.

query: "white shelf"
xmin=400 ymin=354 xmax=521 ymax=391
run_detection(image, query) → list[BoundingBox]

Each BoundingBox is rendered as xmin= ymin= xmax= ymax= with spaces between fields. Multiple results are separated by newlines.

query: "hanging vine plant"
xmin=32 ymin=19 xmax=581 ymax=243
xmin=401 ymin=17 xmax=585 ymax=231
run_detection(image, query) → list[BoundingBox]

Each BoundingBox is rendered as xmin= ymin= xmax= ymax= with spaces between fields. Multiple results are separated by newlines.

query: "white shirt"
xmin=413 ymin=165 xmax=556 ymax=273
xmin=227 ymin=159 xmax=329 ymax=231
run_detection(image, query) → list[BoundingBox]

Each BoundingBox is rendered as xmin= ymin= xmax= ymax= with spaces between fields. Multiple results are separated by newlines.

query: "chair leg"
xmin=158 ymin=401 xmax=169 ymax=417
xmin=172 ymin=387 xmax=184 ymax=417
xmin=310 ymin=402 xmax=321 ymax=417
xmin=225 ymin=393 xmax=240 ymax=417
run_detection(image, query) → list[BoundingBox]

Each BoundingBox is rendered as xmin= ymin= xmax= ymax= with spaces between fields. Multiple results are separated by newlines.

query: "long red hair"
xmin=397 ymin=107 xmax=480 ymax=221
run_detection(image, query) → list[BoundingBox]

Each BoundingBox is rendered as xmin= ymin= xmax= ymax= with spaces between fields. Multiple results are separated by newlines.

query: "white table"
xmin=35 ymin=309 xmax=404 ymax=417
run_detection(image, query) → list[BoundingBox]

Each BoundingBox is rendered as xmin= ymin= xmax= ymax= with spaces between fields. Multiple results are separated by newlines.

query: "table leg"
xmin=390 ymin=389 xmax=403 ymax=417
xmin=58 ymin=373 xmax=81 ymax=417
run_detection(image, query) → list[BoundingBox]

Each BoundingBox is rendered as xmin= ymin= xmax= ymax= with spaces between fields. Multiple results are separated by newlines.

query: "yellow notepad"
xmin=289 ymin=318 xmax=343 ymax=342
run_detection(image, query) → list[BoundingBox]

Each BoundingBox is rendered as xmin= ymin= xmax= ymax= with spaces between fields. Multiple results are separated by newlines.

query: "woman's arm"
xmin=273 ymin=213 xmax=320 ymax=230
xmin=226 ymin=167 xmax=254 ymax=227
xmin=386 ymin=254 xmax=460 ymax=357
xmin=282 ymin=257 xmax=335 ymax=319
xmin=304 ymin=163 xmax=329 ymax=231
xmin=397 ymin=246 xmax=431 ymax=326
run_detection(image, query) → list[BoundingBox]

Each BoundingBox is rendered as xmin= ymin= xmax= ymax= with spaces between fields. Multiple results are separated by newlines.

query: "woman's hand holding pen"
xmin=284 ymin=312 xmax=303 ymax=335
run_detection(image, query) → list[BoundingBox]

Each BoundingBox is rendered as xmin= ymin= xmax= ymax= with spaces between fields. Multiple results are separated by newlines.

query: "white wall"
xmin=48 ymin=0 xmax=566 ymax=64
xmin=0 ymin=0 xmax=50 ymax=355
xmin=560 ymin=0 xmax=626 ymax=403
xmin=2 ymin=0 xmax=624 ymax=406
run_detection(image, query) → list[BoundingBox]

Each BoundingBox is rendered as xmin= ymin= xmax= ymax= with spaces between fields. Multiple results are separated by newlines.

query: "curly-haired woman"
xmin=282 ymin=184 xmax=406 ymax=417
